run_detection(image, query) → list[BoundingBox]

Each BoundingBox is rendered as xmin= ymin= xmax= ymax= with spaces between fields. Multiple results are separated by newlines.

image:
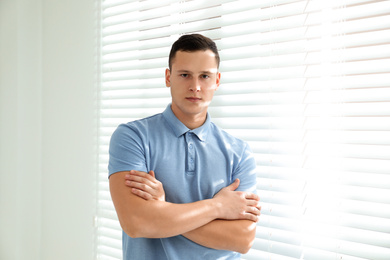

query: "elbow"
xmin=123 ymin=225 xmax=142 ymax=238
xmin=238 ymin=238 xmax=254 ymax=254
xmin=126 ymin=231 xmax=143 ymax=239
xmin=119 ymin=220 xmax=138 ymax=238
xmin=236 ymin=236 xmax=254 ymax=254
xmin=119 ymin=213 xmax=164 ymax=238
xmin=237 ymin=222 xmax=256 ymax=254
xmin=119 ymin=215 xmax=148 ymax=238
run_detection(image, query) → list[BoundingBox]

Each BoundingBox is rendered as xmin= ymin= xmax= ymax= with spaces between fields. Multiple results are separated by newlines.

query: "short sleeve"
xmin=108 ymin=123 xmax=148 ymax=177
xmin=233 ymin=143 xmax=258 ymax=194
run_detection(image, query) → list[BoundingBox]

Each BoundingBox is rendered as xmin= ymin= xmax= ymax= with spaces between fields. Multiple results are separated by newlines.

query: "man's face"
xmin=165 ymin=50 xmax=221 ymax=124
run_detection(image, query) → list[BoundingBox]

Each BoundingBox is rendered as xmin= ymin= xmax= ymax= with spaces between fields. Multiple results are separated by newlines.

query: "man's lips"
xmin=186 ymin=97 xmax=201 ymax=102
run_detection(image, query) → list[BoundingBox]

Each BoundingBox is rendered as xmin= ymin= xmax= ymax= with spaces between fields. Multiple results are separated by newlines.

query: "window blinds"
xmin=97 ymin=0 xmax=390 ymax=259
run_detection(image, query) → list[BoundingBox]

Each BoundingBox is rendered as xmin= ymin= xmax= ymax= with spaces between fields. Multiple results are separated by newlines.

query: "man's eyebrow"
xmin=201 ymin=68 xmax=219 ymax=74
xmin=176 ymin=70 xmax=192 ymax=73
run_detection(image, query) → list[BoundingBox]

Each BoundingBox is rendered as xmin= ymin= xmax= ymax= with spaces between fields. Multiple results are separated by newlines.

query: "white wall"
xmin=0 ymin=0 xmax=96 ymax=259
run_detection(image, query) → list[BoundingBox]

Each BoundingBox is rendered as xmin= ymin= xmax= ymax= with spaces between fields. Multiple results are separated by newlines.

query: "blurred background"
xmin=0 ymin=0 xmax=96 ymax=259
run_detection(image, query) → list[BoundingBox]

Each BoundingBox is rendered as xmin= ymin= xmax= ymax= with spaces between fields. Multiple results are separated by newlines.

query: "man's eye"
xmin=180 ymin=74 xmax=188 ymax=78
xmin=201 ymin=75 xmax=210 ymax=79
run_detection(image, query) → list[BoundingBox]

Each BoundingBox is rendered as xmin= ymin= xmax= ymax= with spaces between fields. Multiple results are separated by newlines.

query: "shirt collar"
xmin=162 ymin=104 xmax=210 ymax=142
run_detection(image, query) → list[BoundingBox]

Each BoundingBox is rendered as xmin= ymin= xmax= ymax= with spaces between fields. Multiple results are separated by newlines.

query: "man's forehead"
xmin=175 ymin=69 xmax=218 ymax=74
xmin=171 ymin=51 xmax=219 ymax=72
xmin=173 ymin=50 xmax=217 ymax=62
xmin=176 ymin=49 xmax=216 ymax=56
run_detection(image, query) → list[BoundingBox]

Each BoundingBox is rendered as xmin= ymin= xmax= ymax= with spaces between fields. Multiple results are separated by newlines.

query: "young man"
xmin=109 ymin=34 xmax=260 ymax=260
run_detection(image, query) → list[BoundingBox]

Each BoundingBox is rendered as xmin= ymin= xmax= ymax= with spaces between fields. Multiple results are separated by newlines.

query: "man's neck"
xmin=170 ymin=105 xmax=207 ymax=130
xmin=182 ymin=115 xmax=206 ymax=130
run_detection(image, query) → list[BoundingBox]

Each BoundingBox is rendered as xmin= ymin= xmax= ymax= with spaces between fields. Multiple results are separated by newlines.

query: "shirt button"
xmin=189 ymin=144 xmax=193 ymax=149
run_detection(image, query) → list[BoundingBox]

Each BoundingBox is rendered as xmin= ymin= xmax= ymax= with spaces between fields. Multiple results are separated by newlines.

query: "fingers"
xmin=245 ymin=192 xmax=260 ymax=201
xmin=242 ymin=193 xmax=261 ymax=222
xmin=243 ymin=211 xmax=260 ymax=222
xmin=246 ymin=204 xmax=261 ymax=216
xmin=125 ymin=170 xmax=156 ymax=187
xmin=245 ymin=193 xmax=261 ymax=220
xmin=240 ymin=203 xmax=261 ymax=222
xmin=131 ymin=188 xmax=153 ymax=200
xmin=246 ymin=198 xmax=261 ymax=210
xmin=125 ymin=171 xmax=156 ymax=193
xmin=126 ymin=179 xmax=154 ymax=194
xmin=241 ymin=192 xmax=261 ymax=222
xmin=126 ymin=170 xmax=155 ymax=183
xmin=225 ymin=178 xmax=240 ymax=191
xmin=124 ymin=170 xmax=165 ymax=201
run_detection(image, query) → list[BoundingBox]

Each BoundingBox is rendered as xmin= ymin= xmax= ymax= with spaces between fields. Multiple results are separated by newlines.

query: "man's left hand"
xmin=124 ymin=170 xmax=165 ymax=201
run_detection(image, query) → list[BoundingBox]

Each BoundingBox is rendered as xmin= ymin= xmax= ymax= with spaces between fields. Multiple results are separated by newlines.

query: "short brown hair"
xmin=168 ymin=34 xmax=220 ymax=70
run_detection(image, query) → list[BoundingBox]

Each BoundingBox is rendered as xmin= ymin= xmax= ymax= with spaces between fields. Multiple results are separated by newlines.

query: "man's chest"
xmin=144 ymin=135 xmax=234 ymax=203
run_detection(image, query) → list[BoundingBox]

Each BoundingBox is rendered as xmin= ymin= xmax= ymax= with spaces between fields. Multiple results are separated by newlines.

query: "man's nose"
xmin=189 ymin=78 xmax=201 ymax=92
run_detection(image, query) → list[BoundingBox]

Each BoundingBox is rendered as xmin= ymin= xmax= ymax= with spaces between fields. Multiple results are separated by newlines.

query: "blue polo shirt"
xmin=108 ymin=104 xmax=257 ymax=260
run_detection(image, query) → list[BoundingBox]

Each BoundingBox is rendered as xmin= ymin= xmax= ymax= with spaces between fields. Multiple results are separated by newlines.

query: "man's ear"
xmin=215 ymin=72 xmax=221 ymax=90
xmin=165 ymin=68 xmax=171 ymax=87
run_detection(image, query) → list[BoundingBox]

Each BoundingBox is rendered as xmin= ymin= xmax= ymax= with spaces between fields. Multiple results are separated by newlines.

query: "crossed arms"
xmin=109 ymin=170 xmax=261 ymax=254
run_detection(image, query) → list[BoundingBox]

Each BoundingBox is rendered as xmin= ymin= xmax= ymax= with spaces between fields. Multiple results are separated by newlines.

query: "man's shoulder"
xmin=112 ymin=113 xmax=165 ymax=143
xmin=128 ymin=112 xmax=163 ymax=125
xmin=209 ymin=122 xmax=245 ymax=142
xmin=209 ymin=122 xmax=248 ymax=148
xmin=119 ymin=113 xmax=163 ymax=130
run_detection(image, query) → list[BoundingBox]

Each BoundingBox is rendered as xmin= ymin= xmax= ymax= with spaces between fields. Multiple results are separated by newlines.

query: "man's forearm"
xmin=183 ymin=219 xmax=257 ymax=254
xmin=124 ymin=199 xmax=221 ymax=238
xmin=111 ymin=171 xmax=222 ymax=238
xmin=110 ymin=171 xmax=257 ymax=239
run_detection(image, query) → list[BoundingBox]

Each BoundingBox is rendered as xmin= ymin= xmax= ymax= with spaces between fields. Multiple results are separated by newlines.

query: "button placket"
xmin=186 ymin=132 xmax=195 ymax=172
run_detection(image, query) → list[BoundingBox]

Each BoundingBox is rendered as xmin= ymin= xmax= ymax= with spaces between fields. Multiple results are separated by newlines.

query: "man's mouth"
xmin=186 ymin=97 xmax=201 ymax=102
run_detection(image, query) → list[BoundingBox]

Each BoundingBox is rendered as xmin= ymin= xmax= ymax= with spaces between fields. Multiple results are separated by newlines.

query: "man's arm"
xmin=124 ymin=170 xmax=260 ymax=253
xmin=110 ymin=171 xmax=259 ymax=239
xmin=183 ymin=219 xmax=257 ymax=254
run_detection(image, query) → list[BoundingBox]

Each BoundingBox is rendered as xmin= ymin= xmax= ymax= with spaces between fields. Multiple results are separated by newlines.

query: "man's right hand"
xmin=213 ymin=178 xmax=261 ymax=222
